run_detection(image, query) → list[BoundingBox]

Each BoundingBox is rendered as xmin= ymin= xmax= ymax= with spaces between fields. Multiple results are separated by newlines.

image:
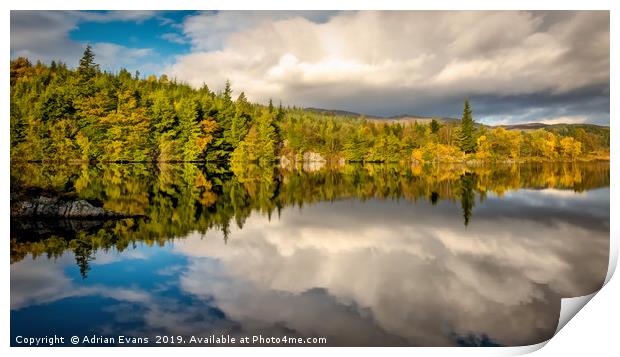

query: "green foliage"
xmin=78 ymin=45 xmax=99 ymax=83
xmin=459 ymin=173 xmax=475 ymax=226
xmin=430 ymin=118 xmax=441 ymax=134
xmin=231 ymin=109 xmax=277 ymax=167
xmin=458 ymin=100 xmax=477 ymax=153
xmin=10 ymin=51 xmax=609 ymax=165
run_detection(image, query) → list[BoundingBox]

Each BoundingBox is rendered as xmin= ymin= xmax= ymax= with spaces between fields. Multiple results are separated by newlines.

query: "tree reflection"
xmin=459 ymin=173 xmax=476 ymax=226
xmin=72 ymin=238 xmax=94 ymax=279
xmin=10 ymin=161 xmax=610 ymax=276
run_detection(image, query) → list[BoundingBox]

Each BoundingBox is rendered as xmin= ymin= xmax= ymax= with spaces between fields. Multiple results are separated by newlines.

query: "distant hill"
xmin=303 ymin=107 xmax=608 ymax=130
xmin=304 ymin=107 xmax=381 ymax=119
xmin=498 ymin=123 xmax=608 ymax=131
xmin=382 ymin=115 xmax=460 ymax=126
xmin=303 ymin=107 xmax=459 ymax=124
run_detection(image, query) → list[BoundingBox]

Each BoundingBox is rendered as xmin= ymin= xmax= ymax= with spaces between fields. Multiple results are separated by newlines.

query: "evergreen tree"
xmin=256 ymin=110 xmax=277 ymax=165
xmin=458 ymin=100 xmax=477 ymax=153
xmin=231 ymin=109 xmax=276 ymax=166
xmin=430 ymin=118 xmax=441 ymax=134
xmin=276 ymin=102 xmax=285 ymax=121
xmin=78 ymin=45 xmax=99 ymax=82
xmin=229 ymin=92 xmax=250 ymax=148
xmin=223 ymin=80 xmax=232 ymax=104
xmin=177 ymin=98 xmax=202 ymax=160
xmin=459 ymin=173 xmax=475 ymax=226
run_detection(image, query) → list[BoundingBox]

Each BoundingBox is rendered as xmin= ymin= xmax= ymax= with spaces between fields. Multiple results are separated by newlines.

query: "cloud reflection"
xmin=10 ymin=188 xmax=608 ymax=346
xmin=174 ymin=190 xmax=608 ymax=346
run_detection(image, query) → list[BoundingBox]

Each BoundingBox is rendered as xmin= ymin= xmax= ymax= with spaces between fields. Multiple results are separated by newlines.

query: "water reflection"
xmin=10 ymin=162 xmax=610 ymax=346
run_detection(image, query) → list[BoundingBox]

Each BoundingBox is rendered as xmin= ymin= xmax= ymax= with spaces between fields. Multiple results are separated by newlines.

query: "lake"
xmin=10 ymin=162 xmax=610 ymax=346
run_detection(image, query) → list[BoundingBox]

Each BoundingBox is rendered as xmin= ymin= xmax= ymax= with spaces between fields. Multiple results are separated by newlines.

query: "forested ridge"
xmin=10 ymin=47 xmax=610 ymax=166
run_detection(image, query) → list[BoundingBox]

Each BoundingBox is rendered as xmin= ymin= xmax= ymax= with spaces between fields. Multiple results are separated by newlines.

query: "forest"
xmin=10 ymin=47 xmax=610 ymax=166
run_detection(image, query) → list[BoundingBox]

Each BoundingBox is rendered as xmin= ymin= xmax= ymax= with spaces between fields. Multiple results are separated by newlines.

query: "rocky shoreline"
xmin=11 ymin=196 xmax=137 ymax=218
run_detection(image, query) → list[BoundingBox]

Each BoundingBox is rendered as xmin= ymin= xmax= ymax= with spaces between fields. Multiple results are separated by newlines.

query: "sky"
xmin=10 ymin=10 xmax=610 ymax=125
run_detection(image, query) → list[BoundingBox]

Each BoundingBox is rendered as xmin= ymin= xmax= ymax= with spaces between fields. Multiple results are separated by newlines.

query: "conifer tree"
xmin=223 ymin=80 xmax=233 ymax=104
xmin=458 ymin=100 xmax=477 ymax=153
xmin=78 ymin=45 xmax=99 ymax=82
xmin=276 ymin=102 xmax=285 ymax=121
xmin=430 ymin=118 xmax=440 ymax=134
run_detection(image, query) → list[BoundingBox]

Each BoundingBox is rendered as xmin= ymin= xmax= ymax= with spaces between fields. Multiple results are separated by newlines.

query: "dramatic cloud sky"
xmin=10 ymin=10 xmax=610 ymax=124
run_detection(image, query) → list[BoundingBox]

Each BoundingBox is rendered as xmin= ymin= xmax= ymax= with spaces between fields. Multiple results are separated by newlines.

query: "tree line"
xmin=10 ymin=47 xmax=610 ymax=165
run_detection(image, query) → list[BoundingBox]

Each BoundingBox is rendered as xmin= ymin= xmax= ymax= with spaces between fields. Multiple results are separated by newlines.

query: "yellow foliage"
xmin=560 ymin=137 xmax=583 ymax=161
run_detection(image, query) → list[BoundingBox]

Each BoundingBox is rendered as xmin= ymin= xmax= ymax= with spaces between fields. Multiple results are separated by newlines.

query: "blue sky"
xmin=69 ymin=10 xmax=193 ymax=68
xmin=10 ymin=10 xmax=610 ymax=125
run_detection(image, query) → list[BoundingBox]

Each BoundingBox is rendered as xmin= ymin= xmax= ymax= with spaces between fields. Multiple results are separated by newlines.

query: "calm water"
xmin=10 ymin=162 xmax=610 ymax=346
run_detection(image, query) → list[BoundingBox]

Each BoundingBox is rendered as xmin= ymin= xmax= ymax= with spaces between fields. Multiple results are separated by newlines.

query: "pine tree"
xmin=256 ymin=109 xmax=277 ymax=165
xmin=229 ymin=92 xmax=250 ymax=148
xmin=459 ymin=173 xmax=475 ymax=226
xmin=430 ymin=118 xmax=440 ymax=134
xmin=458 ymin=100 xmax=477 ymax=153
xmin=177 ymin=98 xmax=202 ymax=160
xmin=223 ymin=80 xmax=232 ymax=104
xmin=276 ymin=102 xmax=285 ymax=121
xmin=78 ymin=45 xmax=99 ymax=82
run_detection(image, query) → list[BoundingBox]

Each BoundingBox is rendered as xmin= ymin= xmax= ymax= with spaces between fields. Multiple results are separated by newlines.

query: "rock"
xmin=279 ymin=155 xmax=293 ymax=169
xmin=11 ymin=218 xmax=108 ymax=238
xmin=302 ymin=161 xmax=325 ymax=172
xmin=10 ymin=196 xmax=134 ymax=218
xmin=302 ymin=151 xmax=326 ymax=163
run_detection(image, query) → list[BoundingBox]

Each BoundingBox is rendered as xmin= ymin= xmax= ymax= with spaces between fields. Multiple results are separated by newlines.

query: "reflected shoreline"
xmin=10 ymin=161 xmax=610 ymax=277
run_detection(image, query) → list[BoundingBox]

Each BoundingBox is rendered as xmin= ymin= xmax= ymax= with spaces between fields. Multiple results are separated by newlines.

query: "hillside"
xmin=304 ymin=107 xmax=460 ymax=125
xmin=499 ymin=122 xmax=608 ymax=131
xmin=304 ymin=107 xmax=608 ymax=131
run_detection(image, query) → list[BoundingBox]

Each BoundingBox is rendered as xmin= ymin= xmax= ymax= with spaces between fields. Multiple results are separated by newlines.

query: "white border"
xmin=2 ymin=1 xmax=617 ymax=356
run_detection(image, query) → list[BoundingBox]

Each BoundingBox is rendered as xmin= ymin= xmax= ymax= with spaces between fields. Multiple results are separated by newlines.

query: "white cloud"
xmin=10 ymin=11 xmax=161 ymax=73
xmin=160 ymin=32 xmax=189 ymax=45
xmin=168 ymin=11 xmax=609 ymax=121
xmin=73 ymin=10 xmax=159 ymax=23
xmin=11 ymin=11 xmax=83 ymax=66
xmin=10 ymin=252 xmax=152 ymax=310
xmin=91 ymin=42 xmax=155 ymax=71
xmin=182 ymin=11 xmax=338 ymax=51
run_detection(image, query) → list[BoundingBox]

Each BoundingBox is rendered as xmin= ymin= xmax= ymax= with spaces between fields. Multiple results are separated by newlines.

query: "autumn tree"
xmin=560 ymin=137 xmax=582 ymax=161
xmin=231 ymin=109 xmax=277 ymax=166
xmin=228 ymin=92 xmax=251 ymax=149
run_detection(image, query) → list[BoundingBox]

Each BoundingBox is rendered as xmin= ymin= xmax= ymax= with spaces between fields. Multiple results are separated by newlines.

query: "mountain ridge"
xmin=303 ymin=107 xmax=609 ymax=129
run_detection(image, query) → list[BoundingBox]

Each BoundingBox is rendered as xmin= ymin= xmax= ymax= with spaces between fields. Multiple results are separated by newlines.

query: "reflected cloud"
xmin=173 ymin=191 xmax=608 ymax=346
xmin=11 ymin=251 xmax=152 ymax=310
